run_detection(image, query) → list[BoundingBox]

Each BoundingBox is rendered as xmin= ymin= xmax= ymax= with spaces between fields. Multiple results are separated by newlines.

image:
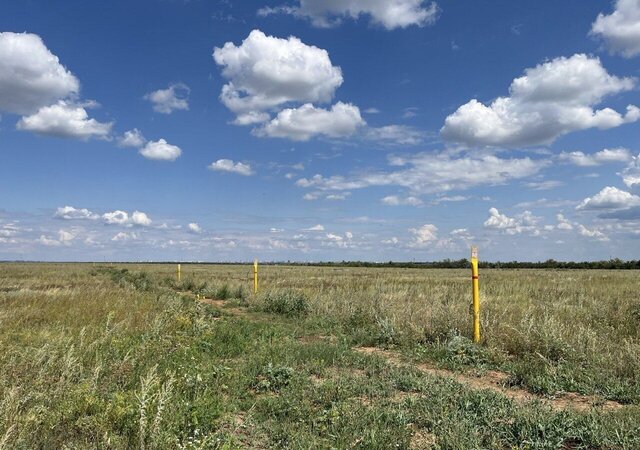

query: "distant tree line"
xmin=289 ymin=258 xmax=640 ymax=269
xmin=4 ymin=259 xmax=640 ymax=269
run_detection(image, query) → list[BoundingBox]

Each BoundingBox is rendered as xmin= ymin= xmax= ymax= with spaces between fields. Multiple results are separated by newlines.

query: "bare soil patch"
xmin=354 ymin=346 xmax=623 ymax=412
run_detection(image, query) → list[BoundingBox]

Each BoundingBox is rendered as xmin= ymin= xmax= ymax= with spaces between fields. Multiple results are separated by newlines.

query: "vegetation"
xmin=0 ymin=262 xmax=639 ymax=448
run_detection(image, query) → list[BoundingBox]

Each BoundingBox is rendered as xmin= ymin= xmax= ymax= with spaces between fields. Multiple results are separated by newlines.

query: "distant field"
xmin=1 ymin=263 xmax=639 ymax=448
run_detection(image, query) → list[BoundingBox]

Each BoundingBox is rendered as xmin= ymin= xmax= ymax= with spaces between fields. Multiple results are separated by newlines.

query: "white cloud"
xmin=102 ymin=210 xmax=129 ymax=225
xmin=111 ymin=231 xmax=138 ymax=242
xmin=556 ymin=214 xmax=574 ymax=230
xmin=381 ymin=237 xmax=399 ymax=245
xmin=558 ymin=148 xmax=632 ymax=166
xmin=591 ymin=0 xmax=640 ymax=57
xmin=524 ymin=180 xmax=564 ymax=191
xmin=58 ymin=229 xmax=75 ymax=244
xmin=139 ymin=139 xmax=182 ymax=161
xmin=305 ymin=224 xmax=325 ymax=231
xmin=37 ymin=229 xmax=75 ymax=247
xmin=258 ymin=0 xmax=439 ymax=30
xmin=409 ymin=224 xmax=438 ymax=246
xmin=441 ymin=54 xmax=638 ymax=147
xmin=118 ymin=128 xmax=146 ymax=148
xmin=188 ymin=223 xmax=202 ymax=233
xmin=131 ymin=211 xmax=152 ymax=226
xmin=208 ymin=159 xmax=255 ymax=176
xmin=144 ymin=83 xmax=190 ymax=114
xmin=257 ymin=102 xmax=365 ymax=140
xmin=363 ymin=107 xmax=380 ymax=114
xmin=213 ymin=30 xmax=343 ymax=124
xmin=0 ymin=32 xmax=79 ymax=115
xmin=325 ymin=193 xmax=350 ymax=201
xmin=576 ymin=186 xmax=640 ymax=210
xmin=54 ymin=206 xmax=99 ymax=221
xmin=16 ymin=100 xmax=112 ymax=140
xmin=296 ymin=150 xmax=548 ymax=195
xmin=38 ymin=235 xmax=62 ymax=247
xmin=577 ymin=224 xmax=608 ymax=241
xmin=381 ymin=195 xmax=423 ymax=206
xmin=621 ymin=153 xmax=640 ymax=189
xmin=101 ymin=210 xmax=152 ymax=227
xmin=364 ymin=125 xmax=425 ymax=145
xmin=484 ymin=207 xmax=540 ymax=235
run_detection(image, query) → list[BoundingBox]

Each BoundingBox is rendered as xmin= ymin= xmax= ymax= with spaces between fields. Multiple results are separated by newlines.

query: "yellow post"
xmin=177 ymin=263 xmax=181 ymax=282
xmin=253 ymin=259 xmax=258 ymax=295
xmin=471 ymin=246 xmax=480 ymax=343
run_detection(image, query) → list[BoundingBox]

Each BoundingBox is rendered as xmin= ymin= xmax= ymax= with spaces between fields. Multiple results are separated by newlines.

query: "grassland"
xmin=0 ymin=263 xmax=639 ymax=449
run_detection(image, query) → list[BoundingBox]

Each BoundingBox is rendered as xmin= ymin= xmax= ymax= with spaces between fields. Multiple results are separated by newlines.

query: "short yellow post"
xmin=471 ymin=246 xmax=480 ymax=343
xmin=253 ymin=259 xmax=258 ymax=295
xmin=177 ymin=263 xmax=181 ymax=282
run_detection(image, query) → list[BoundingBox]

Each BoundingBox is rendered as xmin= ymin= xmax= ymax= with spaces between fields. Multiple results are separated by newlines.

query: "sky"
xmin=1 ymin=0 xmax=639 ymax=262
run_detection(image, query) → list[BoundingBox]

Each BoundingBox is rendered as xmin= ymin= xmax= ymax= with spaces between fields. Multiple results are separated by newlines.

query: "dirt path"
xmin=180 ymin=289 xmax=625 ymax=413
xmin=199 ymin=297 xmax=250 ymax=316
xmin=354 ymin=347 xmax=624 ymax=412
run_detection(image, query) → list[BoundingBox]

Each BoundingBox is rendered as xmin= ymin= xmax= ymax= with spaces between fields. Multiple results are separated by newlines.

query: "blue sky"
xmin=1 ymin=0 xmax=639 ymax=262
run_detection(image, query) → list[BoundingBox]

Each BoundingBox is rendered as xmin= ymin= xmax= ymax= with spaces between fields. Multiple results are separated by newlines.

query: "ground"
xmin=0 ymin=263 xmax=639 ymax=449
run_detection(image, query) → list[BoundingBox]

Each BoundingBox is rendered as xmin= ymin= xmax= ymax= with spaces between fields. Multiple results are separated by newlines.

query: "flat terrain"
xmin=0 ymin=263 xmax=639 ymax=448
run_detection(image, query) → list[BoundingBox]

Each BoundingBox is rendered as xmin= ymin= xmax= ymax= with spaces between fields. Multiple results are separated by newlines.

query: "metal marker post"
xmin=177 ymin=263 xmax=181 ymax=282
xmin=253 ymin=259 xmax=258 ymax=295
xmin=471 ymin=247 xmax=480 ymax=343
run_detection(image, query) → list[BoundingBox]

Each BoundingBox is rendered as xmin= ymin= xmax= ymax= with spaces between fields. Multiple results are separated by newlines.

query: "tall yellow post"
xmin=177 ymin=263 xmax=181 ymax=282
xmin=253 ymin=259 xmax=258 ymax=295
xmin=471 ymin=246 xmax=480 ymax=343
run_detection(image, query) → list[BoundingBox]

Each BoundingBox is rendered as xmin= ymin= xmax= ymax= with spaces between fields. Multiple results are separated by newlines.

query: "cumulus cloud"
xmin=257 ymin=102 xmax=365 ymax=140
xmin=409 ymin=224 xmax=438 ymax=246
xmin=0 ymin=32 xmax=79 ymax=115
xmin=54 ymin=206 xmax=99 ymax=221
xmin=208 ymin=159 xmax=254 ymax=176
xmin=38 ymin=229 xmax=76 ymax=247
xmin=621 ymin=153 xmax=640 ymax=189
xmin=111 ymin=231 xmax=138 ymax=242
xmin=257 ymin=0 xmax=439 ymax=30
xmin=558 ymin=148 xmax=632 ymax=166
xmin=213 ymin=30 xmax=343 ymax=124
xmin=102 ymin=210 xmax=152 ymax=226
xmin=591 ymin=0 xmax=640 ymax=57
xmin=576 ymin=186 xmax=640 ymax=210
xmin=16 ymin=100 xmax=112 ymax=140
xmin=188 ymin=223 xmax=202 ymax=233
xmin=144 ymin=83 xmax=190 ymax=114
xmin=577 ymin=224 xmax=608 ymax=240
xmin=556 ymin=214 xmax=574 ymax=230
xmin=305 ymin=224 xmax=325 ymax=231
xmin=131 ymin=211 xmax=152 ymax=226
xmin=139 ymin=139 xmax=182 ymax=161
xmin=296 ymin=150 xmax=548 ymax=195
xmin=118 ymin=128 xmax=146 ymax=147
xmin=441 ymin=54 xmax=638 ymax=148
xmin=381 ymin=195 xmax=423 ymax=206
xmin=484 ymin=207 xmax=540 ymax=235
xmin=102 ymin=210 xmax=129 ymax=225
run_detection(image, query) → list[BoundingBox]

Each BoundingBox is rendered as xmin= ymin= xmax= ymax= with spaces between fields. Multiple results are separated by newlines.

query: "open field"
xmin=1 ymin=263 xmax=639 ymax=448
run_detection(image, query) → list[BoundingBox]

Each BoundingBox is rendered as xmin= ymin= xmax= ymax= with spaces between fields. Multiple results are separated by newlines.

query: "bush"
xmin=261 ymin=290 xmax=309 ymax=317
xmin=252 ymin=363 xmax=294 ymax=392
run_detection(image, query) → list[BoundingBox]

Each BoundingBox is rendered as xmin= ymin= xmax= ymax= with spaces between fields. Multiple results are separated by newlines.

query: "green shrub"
xmin=252 ymin=363 xmax=293 ymax=392
xmin=260 ymin=290 xmax=309 ymax=317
